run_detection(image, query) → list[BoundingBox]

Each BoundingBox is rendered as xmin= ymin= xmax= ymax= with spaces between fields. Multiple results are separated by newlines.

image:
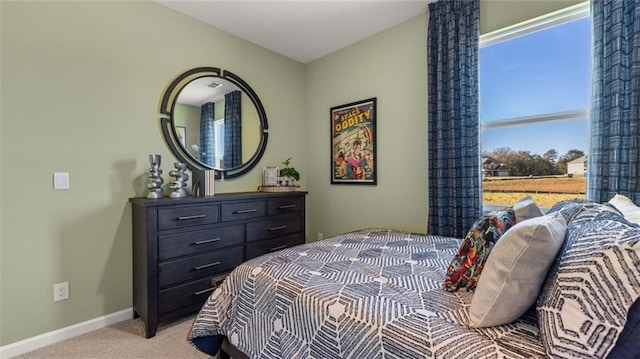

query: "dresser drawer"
xmin=268 ymin=197 xmax=304 ymax=216
xmin=130 ymin=192 xmax=306 ymax=338
xmin=159 ymin=246 xmax=243 ymax=287
xmin=246 ymin=216 xmax=303 ymax=242
xmin=221 ymin=201 xmax=266 ymax=222
xmin=158 ymin=205 xmax=219 ymax=230
xmin=246 ymin=233 xmax=304 ymax=260
xmin=158 ymin=225 xmax=244 ymax=261
xmin=158 ymin=274 xmax=228 ymax=315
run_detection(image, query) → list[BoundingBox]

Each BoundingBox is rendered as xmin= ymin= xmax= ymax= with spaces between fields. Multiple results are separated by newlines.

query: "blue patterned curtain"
xmin=427 ymin=0 xmax=481 ymax=237
xmin=588 ymin=0 xmax=640 ymax=204
xmin=223 ymin=91 xmax=242 ymax=168
xmin=200 ymin=102 xmax=216 ymax=167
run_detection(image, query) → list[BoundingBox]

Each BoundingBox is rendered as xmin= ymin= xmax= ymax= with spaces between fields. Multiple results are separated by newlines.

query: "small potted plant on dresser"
xmin=259 ymin=157 xmax=300 ymax=192
xmin=279 ymin=157 xmax=300 ymax=187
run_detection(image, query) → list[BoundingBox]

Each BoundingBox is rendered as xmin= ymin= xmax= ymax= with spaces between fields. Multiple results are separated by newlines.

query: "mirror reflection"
xmin=173 ymin=76 xmax=261 ymax=171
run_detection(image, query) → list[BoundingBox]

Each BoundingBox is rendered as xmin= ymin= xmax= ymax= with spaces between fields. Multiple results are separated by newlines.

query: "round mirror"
xmin=159 ymin=67 xmax=268 ymax=179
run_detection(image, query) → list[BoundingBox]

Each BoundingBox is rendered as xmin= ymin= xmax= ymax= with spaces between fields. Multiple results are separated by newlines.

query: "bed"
xmin=187 ymin=228 xmax=546 ymax=358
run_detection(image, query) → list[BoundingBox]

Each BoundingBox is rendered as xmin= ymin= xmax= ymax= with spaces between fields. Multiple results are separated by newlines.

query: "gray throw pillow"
xmin=513 ymin=196 xmax=544 ymax=222
xmin=468 ymin=212 xmax=567 ymax=328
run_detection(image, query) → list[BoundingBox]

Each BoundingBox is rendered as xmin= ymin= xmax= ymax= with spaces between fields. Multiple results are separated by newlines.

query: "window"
xmin=214 ymin=118 xmax=225 ymax=168
xmin=480 ymin=2 xmax=590 ymax=209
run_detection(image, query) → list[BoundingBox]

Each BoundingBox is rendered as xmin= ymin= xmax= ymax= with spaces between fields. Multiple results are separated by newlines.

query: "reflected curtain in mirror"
xmin=200 ymin=102 xmax=216 ymax=167
xmin=224 ymin=90 xmax=242 ymax=168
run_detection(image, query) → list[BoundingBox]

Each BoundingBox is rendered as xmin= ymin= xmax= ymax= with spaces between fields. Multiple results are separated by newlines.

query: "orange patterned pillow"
xmin=443 ymin=209 xmax=516 ymax=292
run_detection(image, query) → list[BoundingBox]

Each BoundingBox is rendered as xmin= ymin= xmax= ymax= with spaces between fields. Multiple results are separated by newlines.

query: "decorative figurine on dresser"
xmin=146 ymin=154 xmax=164 ymax=199
xmin=168 ymin=162 xmax=188 ymax=198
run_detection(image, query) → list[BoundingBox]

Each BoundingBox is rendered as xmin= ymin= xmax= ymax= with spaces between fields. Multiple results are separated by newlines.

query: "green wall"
xmin=174 ymin=103 xmax=200 ymax=153
xmin=0 ymin=0 xmax=584 ymax=348
xmin=305 ymin=14 xmax=429 ymax=239
xmin=0 ymin=0 xmax=305 ymax=345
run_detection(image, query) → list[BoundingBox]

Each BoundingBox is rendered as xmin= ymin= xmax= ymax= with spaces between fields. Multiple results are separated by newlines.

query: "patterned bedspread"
xmin=188 ymin=228 xmax=545 ymax=358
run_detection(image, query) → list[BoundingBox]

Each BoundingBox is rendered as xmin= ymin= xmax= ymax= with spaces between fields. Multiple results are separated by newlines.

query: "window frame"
xmin=479 ymin=1 xmax=590 ymax=212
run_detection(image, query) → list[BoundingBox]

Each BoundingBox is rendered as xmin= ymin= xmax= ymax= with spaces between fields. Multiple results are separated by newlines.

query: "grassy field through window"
xmin=483 ymin=175 xmax=586 ymax=208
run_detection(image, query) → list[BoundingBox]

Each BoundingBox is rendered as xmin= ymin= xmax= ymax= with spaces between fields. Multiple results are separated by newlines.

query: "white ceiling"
xmin=154 ymin=0 xmax=428 ymax=64
xmin=178 ymin=77 xmax=240 ymax=106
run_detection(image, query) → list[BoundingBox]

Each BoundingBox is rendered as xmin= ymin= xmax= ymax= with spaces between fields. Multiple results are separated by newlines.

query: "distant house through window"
xmin=480 ymin=2 xmax=590 ymax=209
xmin=567 ymin=155 xmax=588 ymax=176
xmin=482 ymin=156 xmax=510 ymax=177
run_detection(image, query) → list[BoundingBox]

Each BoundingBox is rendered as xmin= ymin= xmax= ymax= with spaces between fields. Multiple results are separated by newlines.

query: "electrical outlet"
xmin=53 ymin=282 xmax=69 ymax=302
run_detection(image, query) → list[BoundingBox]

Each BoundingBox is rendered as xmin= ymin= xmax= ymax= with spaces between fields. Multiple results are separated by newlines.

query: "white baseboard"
xmin=0 ymin=307 xmax=133 ymax=359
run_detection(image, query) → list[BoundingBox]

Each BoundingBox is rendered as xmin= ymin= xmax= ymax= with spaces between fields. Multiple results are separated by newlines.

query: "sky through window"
xmin=480 ymin=17 xmax=590 ymax=157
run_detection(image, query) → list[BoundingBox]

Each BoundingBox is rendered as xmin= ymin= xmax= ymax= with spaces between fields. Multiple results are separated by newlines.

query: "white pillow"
xmin=513 ymin=195 xmax=544 ymax=222
xmin=608 ymin=193 xmax=640 ymax=224
xmin=468 ymin=212 xmax=567 ymax=328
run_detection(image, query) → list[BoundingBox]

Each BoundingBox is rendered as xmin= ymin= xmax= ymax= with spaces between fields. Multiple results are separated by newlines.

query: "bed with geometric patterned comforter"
xmin=187 ymin=228 xmax=546 ymax=358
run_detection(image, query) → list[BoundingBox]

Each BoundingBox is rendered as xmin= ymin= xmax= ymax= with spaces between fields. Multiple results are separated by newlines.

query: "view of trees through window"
xmin=484 ymin=148 xmax=586 ymax=177
xmin=480 ymin=4 xmax=590 ymax=208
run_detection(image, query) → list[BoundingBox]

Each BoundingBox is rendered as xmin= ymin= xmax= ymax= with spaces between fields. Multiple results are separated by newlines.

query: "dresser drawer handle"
xmin=194 ymin=287 xmax=216 ymax=296
xmin=193 ymin=238 xmax=221 ymax=245
xmin=234 ymin=209 xmax=257 ymax=214
xmin=269 ymin=245 xmax=288 ymax=252
xmin=194 ymin=262 xmax=221 ymax=270
xmin=269 ymin=225 xmax=287 ymax=231
xmin=279 ymin=205 xmax=296 ymax=209
xmin=177 ymin=215 xmax=206 ymax=221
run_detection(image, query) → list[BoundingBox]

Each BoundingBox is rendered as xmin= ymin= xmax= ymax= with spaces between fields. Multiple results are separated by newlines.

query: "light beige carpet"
xmin=13 ymin=315 xmax=212 ymax=359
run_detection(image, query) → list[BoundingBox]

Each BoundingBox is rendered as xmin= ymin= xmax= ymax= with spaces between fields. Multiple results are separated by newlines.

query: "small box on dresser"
xmin=129 ymin=191 xmax=307 ymax=338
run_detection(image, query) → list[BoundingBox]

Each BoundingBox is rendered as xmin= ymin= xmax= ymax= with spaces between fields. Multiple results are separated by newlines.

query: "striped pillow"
xmin=546 ymin=198 xmax=598 ymax=224
xmin=537 ymin=208 xmax=640 ymax=358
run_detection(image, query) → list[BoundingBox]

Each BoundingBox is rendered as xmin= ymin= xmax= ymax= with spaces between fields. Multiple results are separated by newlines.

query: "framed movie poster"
xmin=330 ymin=98 xmax=377 ymax=185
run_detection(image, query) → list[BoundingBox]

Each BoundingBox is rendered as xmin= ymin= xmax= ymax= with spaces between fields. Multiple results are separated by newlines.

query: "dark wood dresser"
xmin=129 ymin=191 xmax=307 ymax=338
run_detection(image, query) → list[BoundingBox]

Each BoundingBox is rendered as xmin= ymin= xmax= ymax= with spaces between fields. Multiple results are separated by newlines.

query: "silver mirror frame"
xmin=159 ymin=67 xmax=269 ymax=179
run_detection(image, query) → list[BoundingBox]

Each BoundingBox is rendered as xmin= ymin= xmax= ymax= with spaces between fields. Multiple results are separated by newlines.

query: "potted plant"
xmin=279 ymin=157 xmax=300 ymax=186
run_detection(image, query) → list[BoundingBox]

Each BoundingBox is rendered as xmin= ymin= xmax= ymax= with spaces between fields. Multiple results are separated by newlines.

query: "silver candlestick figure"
xmin=169 ymin=162 xmax=189 ymax=198
xmin=147 ymin=154 xmax=164 ymax=199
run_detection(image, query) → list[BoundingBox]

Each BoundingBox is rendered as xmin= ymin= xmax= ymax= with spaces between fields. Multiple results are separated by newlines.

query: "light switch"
xmin=53 ymin=172 xmax=70 ymax=190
